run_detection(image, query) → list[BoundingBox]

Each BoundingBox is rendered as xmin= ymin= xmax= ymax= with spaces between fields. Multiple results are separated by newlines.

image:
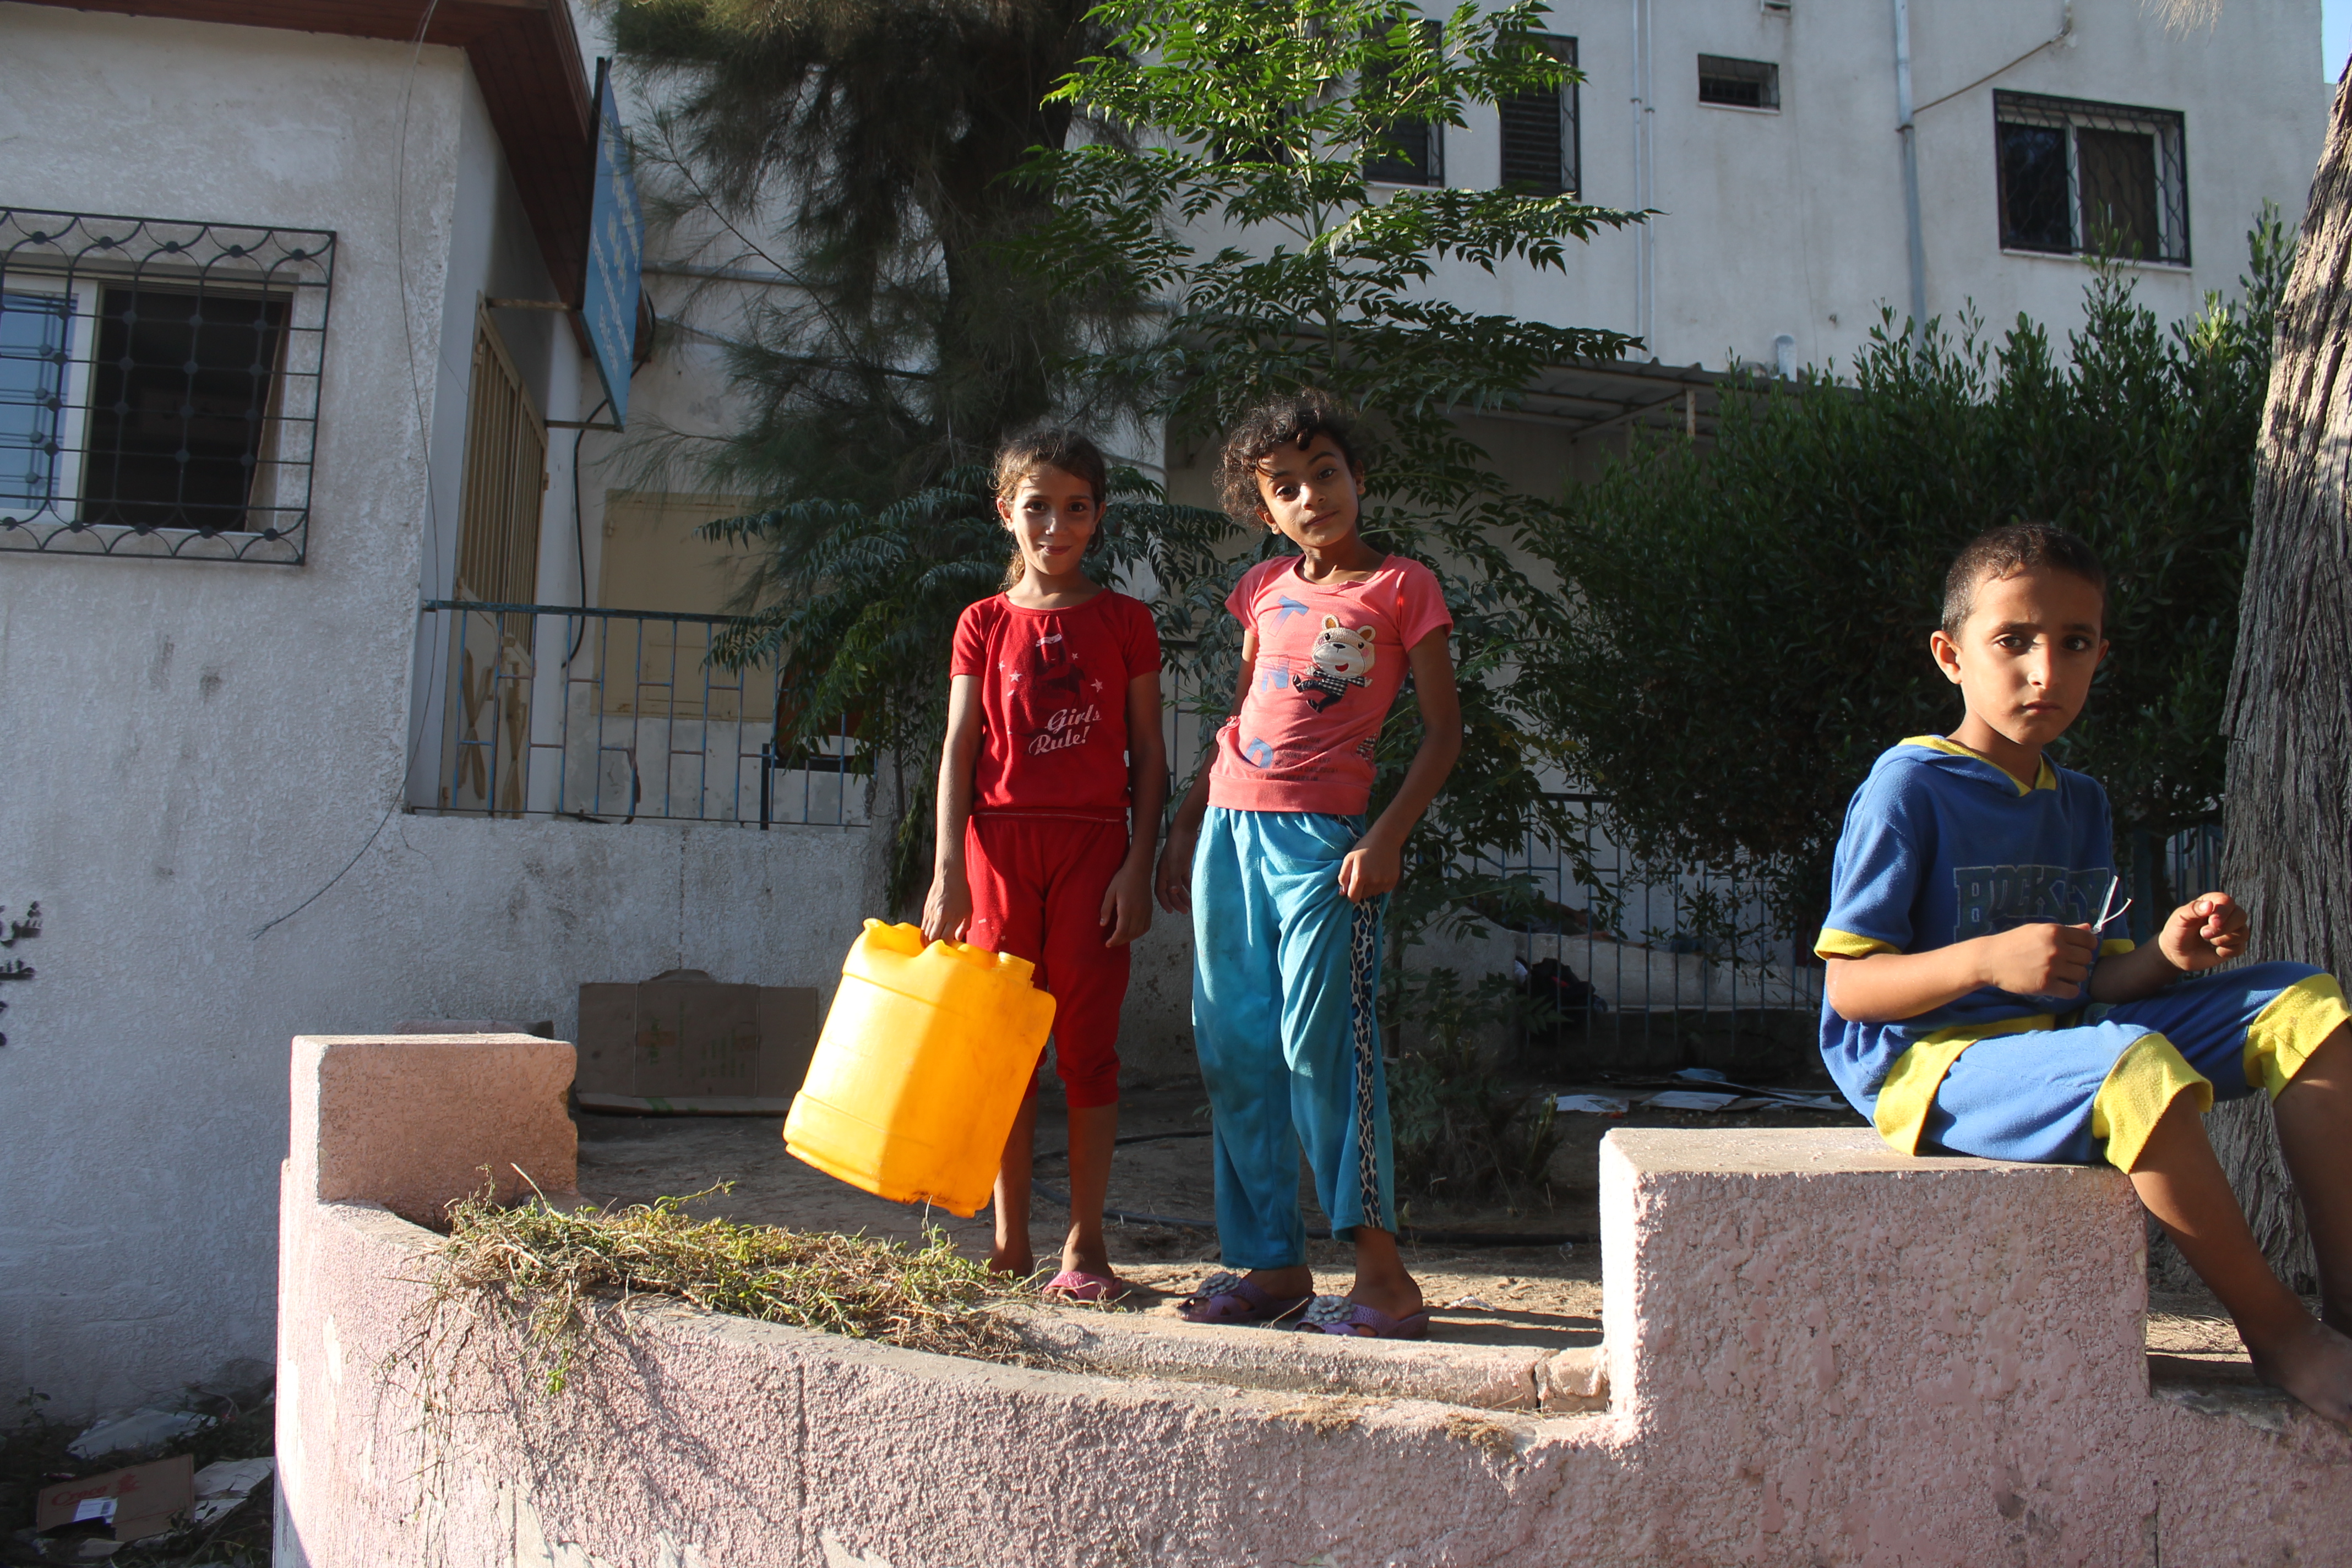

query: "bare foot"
xmin=1347 ymin=1278 xmax=1424 ymax=1321
xmin=1062 ymin=1230 xmax=1113 ymax=1280
xmin=1242 ymin=1265 xmax=1314 ymax=1302
xmin=2245 ymin=1315 xmax=2352 ymax=1425
xmin=989 ymin=1247 xmax=1036 ymax=1278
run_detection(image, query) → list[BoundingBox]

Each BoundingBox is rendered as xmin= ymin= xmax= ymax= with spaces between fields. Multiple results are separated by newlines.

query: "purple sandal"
xmin=1177 ymin=1270 xmax=1311 ymax=1326
xmin=1294 ymin=1294 xmax=1431 ymax=1340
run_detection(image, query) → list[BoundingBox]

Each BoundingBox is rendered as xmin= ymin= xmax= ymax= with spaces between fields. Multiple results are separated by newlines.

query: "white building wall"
xmin=0 ymin=6 xmax=881 ymax=1417
xmin=1355 ymin=0 xmax=2325 ymax=372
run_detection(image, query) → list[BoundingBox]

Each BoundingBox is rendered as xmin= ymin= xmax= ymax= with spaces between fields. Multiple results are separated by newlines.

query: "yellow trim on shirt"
xmin=2244 ymin=973 xmax=2352 ymax=1101
xmin=1900 ymin=734 xmax=2056 ymax=796
xmin=2090 ymin=1034 xmax=2213 ymax=1172
xmin=1871 ymin=1012 xmax=2056 ymax=1155
xmin=2100 ymin=938 xmax=2136 ymax=957
xmin=1816 ymin=928 xmax=1901 ymax=960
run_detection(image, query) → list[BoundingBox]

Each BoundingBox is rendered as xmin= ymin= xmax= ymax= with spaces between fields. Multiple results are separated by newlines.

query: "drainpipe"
xmin=1631 ymin=0 xmax=1656 ymax=357
xmin=1893 ymin=0 xmax=1928 ymax=354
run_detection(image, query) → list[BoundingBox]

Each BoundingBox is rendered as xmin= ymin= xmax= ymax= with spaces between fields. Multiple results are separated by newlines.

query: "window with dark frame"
xmin=1698 ymin=55 xmax=1779 ymax=111
xmin=84 ymin=286 xmax=288 ymax=535
xmin=1499 ymin=34 xmax=1580 ymax=197
xmin=1995 ymin=91 xmax=2188 ymax=265
xmin=1364 ymin=19 xmax=1445 ymax=187
xmin=0 ymin=208 xmax=334 ymax=563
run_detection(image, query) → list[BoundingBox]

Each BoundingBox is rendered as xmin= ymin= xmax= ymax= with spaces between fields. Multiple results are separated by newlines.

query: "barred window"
xmin=1499 ymin=35 xmax=1580 ymax=197
xmin=1995 ymin=92 xmax=2188 ymax=265
xmin=1365 ymin=19 xmax=1445 ymax=187
xmin=1698 ymin=55 xmax=1779 ymax=111
xmin=0 ymin=209 xmax=333 ymax=563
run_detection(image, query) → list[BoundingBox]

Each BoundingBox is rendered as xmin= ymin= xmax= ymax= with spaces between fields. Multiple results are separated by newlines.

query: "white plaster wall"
xmin=0 ymin=6 xmax=884 ymax=1418
xmin=1172 ymin=0 xmax=2326 ymax=373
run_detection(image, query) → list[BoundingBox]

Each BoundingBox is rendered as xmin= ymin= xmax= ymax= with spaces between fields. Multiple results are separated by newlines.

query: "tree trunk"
xmin=2180 ymin=67 xmax=2352 ymax=1294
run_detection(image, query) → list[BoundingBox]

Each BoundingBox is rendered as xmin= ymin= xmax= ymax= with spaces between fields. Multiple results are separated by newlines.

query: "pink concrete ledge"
xmin=276 ymin=1035 xmax=2352 ymax=1566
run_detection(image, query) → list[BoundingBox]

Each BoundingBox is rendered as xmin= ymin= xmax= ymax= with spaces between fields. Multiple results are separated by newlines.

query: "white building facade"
xmin=0 ymin=0 xmax=880 ymax=1417
xmin=0 ymin=0 xmax=2329 ymax=1418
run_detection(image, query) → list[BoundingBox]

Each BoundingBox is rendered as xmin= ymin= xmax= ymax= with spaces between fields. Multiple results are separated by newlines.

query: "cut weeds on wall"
xmin=412 ymin=1184 xmax=1036 ymax=1397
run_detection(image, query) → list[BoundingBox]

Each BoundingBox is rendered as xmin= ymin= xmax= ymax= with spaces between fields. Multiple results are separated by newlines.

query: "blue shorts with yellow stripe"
xmin=1873 ymin=964 xmax=2349 ymax=1171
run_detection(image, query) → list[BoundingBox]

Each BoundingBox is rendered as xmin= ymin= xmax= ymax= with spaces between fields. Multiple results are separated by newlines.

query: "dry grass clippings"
xmin=422 ymin=1183 xmax=1034 ymax=1395
xmin=1440 ymin=1412 xmax=1520 ymax=1464
xmin=1269 ymin=1397 xmax=1364 ymax=1438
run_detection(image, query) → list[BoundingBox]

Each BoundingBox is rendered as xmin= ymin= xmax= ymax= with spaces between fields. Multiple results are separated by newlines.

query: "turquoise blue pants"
xmin=1191 ymin=807 xmax=1396 ymax=1268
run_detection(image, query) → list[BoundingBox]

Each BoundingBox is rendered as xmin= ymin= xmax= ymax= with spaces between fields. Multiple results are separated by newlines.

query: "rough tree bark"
xmin=2190 ymin=66 xmax=2352 ymax=1294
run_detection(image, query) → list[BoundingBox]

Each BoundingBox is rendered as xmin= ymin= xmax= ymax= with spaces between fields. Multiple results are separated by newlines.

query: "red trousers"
xmin=963 ymin=813 xmax=1132 ymax=1109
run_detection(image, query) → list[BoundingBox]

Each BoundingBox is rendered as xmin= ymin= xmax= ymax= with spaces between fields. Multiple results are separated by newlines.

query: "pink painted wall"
xmin=276 ymin=1036 xmax=2352 ymax=1566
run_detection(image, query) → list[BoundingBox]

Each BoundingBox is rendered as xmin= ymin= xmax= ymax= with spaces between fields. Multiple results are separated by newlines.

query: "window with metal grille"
xmin=1499 ymin=35 xmax=1580 ymax=196
xmin=0 ymin=208 xmax=333 ymax=562
xmin=1365 ymin=19 xmax=1445 ymax=187
xmin=1995 ymin=91 xmax=2188 ymax=265
xmin=1698 ymin=55 xmax=1779 ymax=111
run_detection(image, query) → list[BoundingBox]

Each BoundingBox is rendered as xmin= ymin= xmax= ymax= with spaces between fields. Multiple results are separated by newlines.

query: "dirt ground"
xmin=575 ymin=1082 xmax=2262 ymax=1378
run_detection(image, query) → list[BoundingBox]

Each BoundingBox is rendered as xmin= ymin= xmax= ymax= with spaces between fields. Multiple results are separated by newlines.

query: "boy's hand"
xmin=1978 ymin=921 xmax=2097 ymax=998
xmin=1155 ymin=826 xmax=1197 ymax=914
xmin=1101 ymin=864 xmax=1155 ymax=948
xmin=921 ymin=869 xmax=971 ymax=947
xmin=2158 ymin=892 xmax=2247 ymax=973
xmin=1337 ymin=833 xmax=1402 ymax=904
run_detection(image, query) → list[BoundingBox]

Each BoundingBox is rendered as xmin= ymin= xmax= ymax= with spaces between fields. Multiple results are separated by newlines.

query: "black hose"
xmin=1028 ymin=1129 xmax=1596 ymax=1248
xmin=564 ymin=394 xmax=613 ymax=666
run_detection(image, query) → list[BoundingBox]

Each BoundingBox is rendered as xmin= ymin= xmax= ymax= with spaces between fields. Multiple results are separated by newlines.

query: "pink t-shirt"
xmin=1206 ymin=554 xmax=1452 ymax=815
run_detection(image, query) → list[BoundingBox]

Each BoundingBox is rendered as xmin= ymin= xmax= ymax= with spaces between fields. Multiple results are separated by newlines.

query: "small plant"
xmin=1389 ymin=968 xmax=1560 ymax=1211
xmin=420 ymin=1184 xmax=1033 ymax=1396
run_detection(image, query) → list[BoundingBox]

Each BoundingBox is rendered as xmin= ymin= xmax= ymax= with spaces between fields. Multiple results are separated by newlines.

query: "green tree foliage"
xmin=613 ymin=0 xmax=1127 ymax=504
xmin=611 ymin=0 xmax=1206 ymax=891
xmin=1521 ymin=216 xmax=2290 ymax=935
xmin=1022 ymin=0 xmax=1643 ymax=954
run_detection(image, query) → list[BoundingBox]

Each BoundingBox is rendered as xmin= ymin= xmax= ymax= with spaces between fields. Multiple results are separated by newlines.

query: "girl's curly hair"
xmin=1215 ymin=389 xmax=1363 ymax=522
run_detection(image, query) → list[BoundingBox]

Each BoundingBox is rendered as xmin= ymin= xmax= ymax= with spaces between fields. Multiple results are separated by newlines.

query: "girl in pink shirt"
xmin=1156 ymin=391 xmax=1462 ymax=1338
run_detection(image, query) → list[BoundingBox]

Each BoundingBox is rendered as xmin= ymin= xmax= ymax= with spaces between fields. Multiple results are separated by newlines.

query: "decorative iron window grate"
xmin=1995 ymin=92 xmax=2188 ymax=266
xmin=1499 ymin=35 xmax=1580 ymax=197
xmin=0 ymin=208 xmax=335 ymax=564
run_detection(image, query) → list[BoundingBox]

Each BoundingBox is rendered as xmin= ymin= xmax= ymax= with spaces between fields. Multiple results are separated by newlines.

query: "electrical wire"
xmin=252 ymin=0 xmax=444 ymax=940
xmin=565 ymin=393 xmax=613 ymax=664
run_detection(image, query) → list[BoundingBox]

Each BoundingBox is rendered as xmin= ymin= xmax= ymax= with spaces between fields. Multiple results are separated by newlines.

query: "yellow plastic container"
xmin=783 ymin=919 xmax=1057 ymax=1217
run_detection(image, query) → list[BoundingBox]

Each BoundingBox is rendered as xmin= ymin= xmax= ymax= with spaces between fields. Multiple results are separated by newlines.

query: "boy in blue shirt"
xmin=1819 ymin=522 xmax=2352 ymax=1424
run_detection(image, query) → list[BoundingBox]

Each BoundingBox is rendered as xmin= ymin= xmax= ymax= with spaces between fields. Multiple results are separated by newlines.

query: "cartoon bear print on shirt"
xmin=1294 ymin=616 xmax=1374 ymax=713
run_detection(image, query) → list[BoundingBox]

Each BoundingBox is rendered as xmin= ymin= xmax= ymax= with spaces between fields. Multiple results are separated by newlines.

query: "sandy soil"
xmin=574 ymin=1084 xmax=2257 ymax=1371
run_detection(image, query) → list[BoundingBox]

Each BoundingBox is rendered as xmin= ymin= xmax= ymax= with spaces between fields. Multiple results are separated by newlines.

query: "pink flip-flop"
xmin=1294 ymin=1294 xmax=1431 ymax=1340
xmin=1042 ymin=1268 xmax=1129 ymax=1304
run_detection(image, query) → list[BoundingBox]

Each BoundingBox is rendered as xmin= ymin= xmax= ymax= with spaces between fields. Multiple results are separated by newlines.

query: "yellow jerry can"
xmin=784 ymin=919 xmax=1057 ymax=1217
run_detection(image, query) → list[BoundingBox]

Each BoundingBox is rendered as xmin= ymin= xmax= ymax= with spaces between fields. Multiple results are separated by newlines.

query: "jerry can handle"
xmin=863 ymin=918 xmax=927 ymax=956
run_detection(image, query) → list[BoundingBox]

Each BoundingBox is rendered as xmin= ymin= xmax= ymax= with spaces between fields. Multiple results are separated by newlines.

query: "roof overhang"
xmin=16 ymin=0 xmax=595 ymax=304
xmin=1500 ymin=357 xmax=1738 ymax=443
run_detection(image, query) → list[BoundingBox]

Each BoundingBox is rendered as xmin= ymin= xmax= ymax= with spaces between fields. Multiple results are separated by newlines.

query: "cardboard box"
xmin=575 ymin=969 xmax=818 ymax=1113
xmin=36 ymin=1454 xmax=194 ymax=1542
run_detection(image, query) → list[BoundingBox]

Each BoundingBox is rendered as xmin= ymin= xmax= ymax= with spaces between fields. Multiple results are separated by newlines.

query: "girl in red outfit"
xmin=921 ymin=428 xmax=1167 ymax=1300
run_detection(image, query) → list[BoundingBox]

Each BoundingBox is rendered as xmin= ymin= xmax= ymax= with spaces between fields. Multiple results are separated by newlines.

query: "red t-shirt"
xmin=950 ymin=589 xmax=1163 ymax=822
xmin=1207 ymin=554 xmax=1452 ymax=815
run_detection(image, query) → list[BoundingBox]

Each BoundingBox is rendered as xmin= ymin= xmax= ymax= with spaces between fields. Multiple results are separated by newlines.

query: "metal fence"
xmin=415 ymin=601 xmax=865 ymax=827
